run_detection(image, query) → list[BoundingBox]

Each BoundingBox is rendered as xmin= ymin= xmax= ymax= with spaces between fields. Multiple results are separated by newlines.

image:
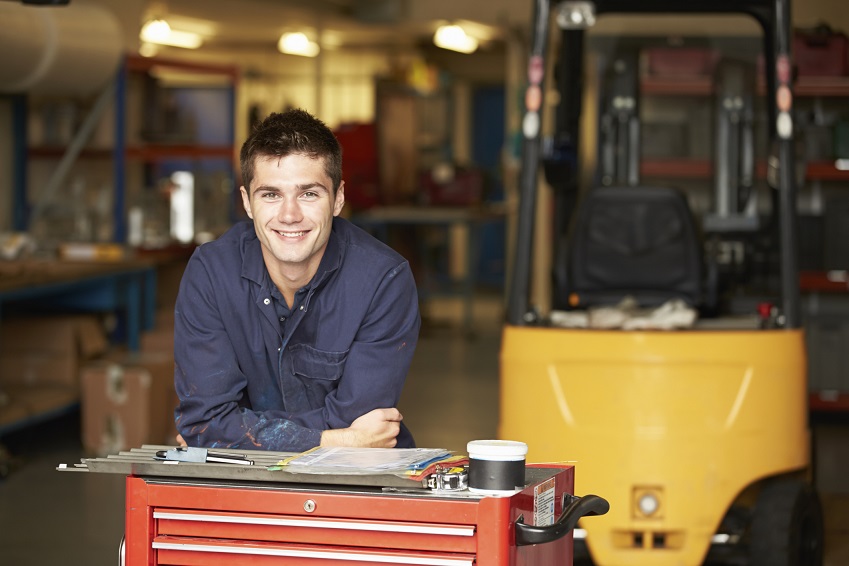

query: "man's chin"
xmin=271 ymin=246 xmax=311 ymax=265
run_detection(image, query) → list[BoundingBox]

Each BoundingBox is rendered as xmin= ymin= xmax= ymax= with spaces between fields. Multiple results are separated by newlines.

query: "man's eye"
xmin=261 ymin=192 xmax=280 ymax=199
xmin=302 ymin=191 xmax=319 ymax=199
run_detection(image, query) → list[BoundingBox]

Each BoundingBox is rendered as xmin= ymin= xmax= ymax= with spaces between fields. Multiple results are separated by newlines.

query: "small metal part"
xmin=153 ymin=447 xmax=253 ymax=465
xmin=303 ymin=499 xmax=316 ymax=512
xmin=154 ymin=447 xmax=206 ymax=463
xmin=424 ymin=466 xmax=469 ymax=491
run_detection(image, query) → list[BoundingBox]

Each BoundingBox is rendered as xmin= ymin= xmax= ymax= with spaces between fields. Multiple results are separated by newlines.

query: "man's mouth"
xmin=274 ymin=230 xmax=308 ymax=239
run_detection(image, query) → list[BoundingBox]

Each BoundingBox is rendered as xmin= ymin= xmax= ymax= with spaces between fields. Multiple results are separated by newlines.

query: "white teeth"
xmin=276 ymin=230 xmax=305 ymax=238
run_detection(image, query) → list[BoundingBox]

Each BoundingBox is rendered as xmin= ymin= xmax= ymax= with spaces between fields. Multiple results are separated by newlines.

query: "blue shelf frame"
xmin=12 ymin=94 xmax=28 ymax=231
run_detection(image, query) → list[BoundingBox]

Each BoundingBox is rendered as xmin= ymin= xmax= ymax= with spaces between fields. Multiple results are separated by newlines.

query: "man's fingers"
xmin=381 ymin=408 xmax=403 ymax=421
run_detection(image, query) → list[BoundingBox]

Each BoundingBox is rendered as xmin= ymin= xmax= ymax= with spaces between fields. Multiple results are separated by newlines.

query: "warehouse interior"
xmin=2 ymin=0 xmax=849 ymax=564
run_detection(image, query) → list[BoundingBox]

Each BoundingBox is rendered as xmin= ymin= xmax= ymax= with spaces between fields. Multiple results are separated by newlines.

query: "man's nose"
xmin=278 ymin=197 xmax=302 ymax=222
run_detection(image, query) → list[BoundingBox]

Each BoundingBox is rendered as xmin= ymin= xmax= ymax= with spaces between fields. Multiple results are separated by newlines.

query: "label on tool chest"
xmin=534 ymin=477 xmax=556 ymax=526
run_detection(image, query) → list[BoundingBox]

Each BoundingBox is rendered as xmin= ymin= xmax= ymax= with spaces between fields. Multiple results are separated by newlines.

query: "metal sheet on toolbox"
xmin=58 ymin=445 xmax=427 ymax=489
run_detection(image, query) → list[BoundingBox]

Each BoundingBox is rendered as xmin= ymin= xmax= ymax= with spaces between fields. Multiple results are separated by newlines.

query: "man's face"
xmin=240 ymin=153 xmax=345 ymax=281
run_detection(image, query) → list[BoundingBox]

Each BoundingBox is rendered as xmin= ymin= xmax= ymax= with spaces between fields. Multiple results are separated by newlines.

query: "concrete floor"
xmin=0 ymin=295 xmax=847 ymax=565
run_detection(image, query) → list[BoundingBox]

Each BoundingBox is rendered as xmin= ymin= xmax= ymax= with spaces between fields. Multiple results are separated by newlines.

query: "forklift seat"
xmin=557 ymin=185 xmax=702 ymax=309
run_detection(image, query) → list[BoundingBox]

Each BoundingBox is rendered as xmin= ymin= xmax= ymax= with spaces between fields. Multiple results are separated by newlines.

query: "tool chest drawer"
xmin=152 ymin=508 xmax=477 ymax=553
xmin=152 ymin=535 xmax=477 ymax=566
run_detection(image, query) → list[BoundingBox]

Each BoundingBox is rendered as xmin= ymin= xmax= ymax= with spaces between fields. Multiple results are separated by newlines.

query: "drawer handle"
xmin=152 ymin=540 xmax=474 ymax=565
xmin=515 ymin=493 xmax=609 ymax=546
xmin=154 ymin=511 xmax=475 ymax=537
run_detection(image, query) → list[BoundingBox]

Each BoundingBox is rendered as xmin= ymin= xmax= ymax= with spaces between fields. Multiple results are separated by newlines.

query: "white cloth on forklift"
xmin=550 ymin=296 xmax=697 ymax=330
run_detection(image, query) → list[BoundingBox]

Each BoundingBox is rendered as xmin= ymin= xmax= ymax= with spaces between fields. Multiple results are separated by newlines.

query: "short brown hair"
xmin=239 ymin=109 xmax=342 ymax=194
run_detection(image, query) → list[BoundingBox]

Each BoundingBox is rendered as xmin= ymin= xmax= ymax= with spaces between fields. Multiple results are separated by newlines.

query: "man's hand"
xmin=320 ymin=408 xmax=402 ymax=448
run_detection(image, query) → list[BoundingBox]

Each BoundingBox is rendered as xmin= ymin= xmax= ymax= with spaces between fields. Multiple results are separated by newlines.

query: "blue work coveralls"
xmin=173 ymin=217 xmax=420 ymax=451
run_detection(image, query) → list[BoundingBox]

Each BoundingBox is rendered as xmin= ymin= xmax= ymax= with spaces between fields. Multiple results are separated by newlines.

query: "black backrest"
xmin=560 ymin=185 xmax=702 ymax=308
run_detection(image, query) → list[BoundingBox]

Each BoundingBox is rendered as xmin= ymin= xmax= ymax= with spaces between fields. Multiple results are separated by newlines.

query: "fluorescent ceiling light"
xmin=141 ymin=19 xmax=170 ymax=43
xmin=434 ymin=24 xmax=478 ymax=54
xmin=278 ymin=32 xmax=320 ymax=57
xmin=140 ymin=18 xmax=203 ymax=49
xmin=165 ymin=29 xmax=203 ymax=49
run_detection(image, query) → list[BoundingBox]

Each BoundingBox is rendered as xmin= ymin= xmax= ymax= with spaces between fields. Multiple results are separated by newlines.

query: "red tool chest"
xmin=124 ymin=464 xmax=576 ymax=565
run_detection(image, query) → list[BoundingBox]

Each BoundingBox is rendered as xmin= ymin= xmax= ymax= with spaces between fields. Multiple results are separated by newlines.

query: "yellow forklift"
xmin=499 ymin=1 xmax=823 ymax=565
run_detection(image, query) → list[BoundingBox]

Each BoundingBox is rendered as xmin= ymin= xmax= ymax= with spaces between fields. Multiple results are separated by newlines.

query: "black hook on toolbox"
xmin=515 ymin=494 xmax=610 ymax=546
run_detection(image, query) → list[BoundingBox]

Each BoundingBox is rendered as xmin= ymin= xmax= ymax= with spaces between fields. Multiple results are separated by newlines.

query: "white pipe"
xmin=0 ymin=3 xmax=123 ymax=96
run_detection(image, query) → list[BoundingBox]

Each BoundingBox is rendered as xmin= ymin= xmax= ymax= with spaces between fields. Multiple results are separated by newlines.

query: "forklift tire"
xmin=749 ymin=478 xmax=824 ymax=566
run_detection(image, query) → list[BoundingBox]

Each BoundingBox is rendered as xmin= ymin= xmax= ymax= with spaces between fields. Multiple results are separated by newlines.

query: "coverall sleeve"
xmin=173 ymin=255 xmax=322 ymax=452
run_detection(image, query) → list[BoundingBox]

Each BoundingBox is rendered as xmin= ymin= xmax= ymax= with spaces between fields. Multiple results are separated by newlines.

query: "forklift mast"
xmin=705 ymin=58 xmax=759 ymax=233
xmin=507 ymin=0 xmax=800 ymax=328
xmin=599 ymin=50 xmax=641 ymax=188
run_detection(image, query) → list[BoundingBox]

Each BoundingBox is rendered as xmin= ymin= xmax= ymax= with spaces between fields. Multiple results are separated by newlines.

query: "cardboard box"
xmin=80 ymin=351 xmax=176 ymax=456
xmin=141 ymin=325 xmax=174 ymax=354
xmin=0 ymin=388 xmax=31 ymax=430
xmin=794 ymin=29 xmax=849 ymax=77
xmin=0 ymin=384 xmax=78 ymax=432
xmin=0 ymin=354 xmax=76 ymax=390
xmin=0 ymin=314 xmax=109 ymax=389
xmin=139 ymin=306 xmax=175 ymax=353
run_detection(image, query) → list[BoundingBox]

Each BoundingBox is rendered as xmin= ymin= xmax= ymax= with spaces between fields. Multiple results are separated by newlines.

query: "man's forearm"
xmin=319 ymin=408 xmax=402 ymax=448
xmin=319 ymin=427 xmax=358 ymax=447
xmin=177 ymin=408 xmax=322 ymax=452
xmin=319 ymin=427 xmax=398 ymax=448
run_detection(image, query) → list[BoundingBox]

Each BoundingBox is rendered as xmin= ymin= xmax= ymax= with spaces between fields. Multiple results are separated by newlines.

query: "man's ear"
xmin=333 ymin=181 xmax=346 ymax=217
xmin=240 ymin=186 xmax=253 ymax=219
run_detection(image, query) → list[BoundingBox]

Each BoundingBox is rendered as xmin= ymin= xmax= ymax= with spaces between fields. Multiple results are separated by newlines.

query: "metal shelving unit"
xmin=17 ymin=53 xmax=239 ymax=244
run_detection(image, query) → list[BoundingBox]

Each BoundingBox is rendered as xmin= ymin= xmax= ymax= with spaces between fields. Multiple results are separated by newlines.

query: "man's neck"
xmin=269 ymin=268 xmax=311 ymax=309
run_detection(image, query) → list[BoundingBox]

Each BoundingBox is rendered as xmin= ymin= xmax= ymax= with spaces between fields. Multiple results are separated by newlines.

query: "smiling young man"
xmin=173 ymin=109 xmax=420 ymax=451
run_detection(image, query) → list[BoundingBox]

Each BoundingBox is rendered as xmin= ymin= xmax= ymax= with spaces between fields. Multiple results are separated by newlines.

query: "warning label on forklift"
xmin=534 ymin=478 xmax=556 ymax=526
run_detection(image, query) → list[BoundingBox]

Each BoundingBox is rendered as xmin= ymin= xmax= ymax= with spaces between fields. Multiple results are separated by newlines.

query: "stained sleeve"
xmin=173 ymin=253 xmax=322 ymax=452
